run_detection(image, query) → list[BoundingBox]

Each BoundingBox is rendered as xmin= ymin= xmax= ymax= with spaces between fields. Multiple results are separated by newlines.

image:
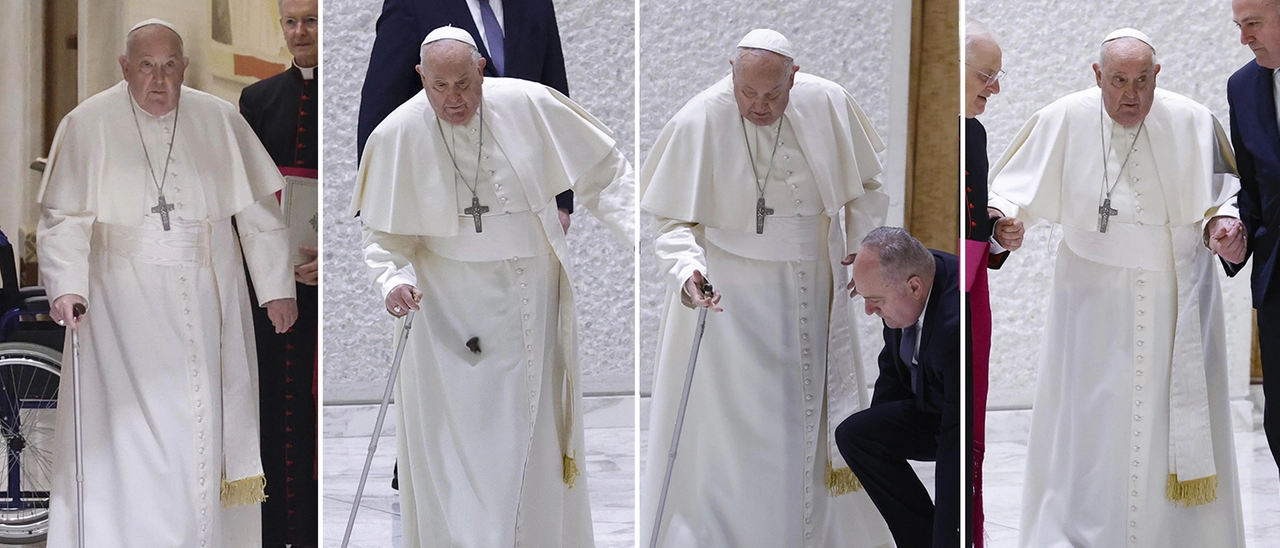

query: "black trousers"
xmin=835 ymin=400 xmax=959 ymax=548
xmin=1257 ymin=300 xmax=1280 ymax=473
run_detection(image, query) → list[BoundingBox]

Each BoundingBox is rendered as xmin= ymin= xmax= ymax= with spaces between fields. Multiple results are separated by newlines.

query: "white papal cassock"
xmin=639 ymin=73 xmax=893 ymax=548
xmin=989 ymin=87 xmax=1245 ymax=547
xmin=37 ymin=81 xmax=294 ymax=547
xmin=350 ymin=78 xmax=633 ymax=547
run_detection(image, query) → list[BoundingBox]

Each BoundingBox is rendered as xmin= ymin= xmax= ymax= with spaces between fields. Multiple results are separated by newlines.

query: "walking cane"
xmin=341 ymin=309 xmax=415 ymax=548
xmin=70 ymin=303 xmax=86 ymax=548
xmin=649 ymin=283 xmax=713 ymax=548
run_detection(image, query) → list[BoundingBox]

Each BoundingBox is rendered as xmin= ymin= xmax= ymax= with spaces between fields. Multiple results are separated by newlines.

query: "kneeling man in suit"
xmin=835 ymin=226 xmax=959 ymax=548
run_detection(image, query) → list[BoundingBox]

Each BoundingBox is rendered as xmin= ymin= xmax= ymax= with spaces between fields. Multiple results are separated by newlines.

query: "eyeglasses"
xmin=966 ymin=63 xmax=1006 ymax=87
xmin=282 ymin=16 xmax=319 ymax=31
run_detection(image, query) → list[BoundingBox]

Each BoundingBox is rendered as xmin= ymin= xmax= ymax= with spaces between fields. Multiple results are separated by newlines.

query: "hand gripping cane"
xmin=649 ymin=282 xmax=713 ymax=548
xmin=70 ymin=302 xmax=86 ymax=548
xmin=342 ymin=309 xmax=415 ymax=548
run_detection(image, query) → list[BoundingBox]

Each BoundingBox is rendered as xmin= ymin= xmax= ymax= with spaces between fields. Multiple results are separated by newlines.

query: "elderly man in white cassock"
xmin=988 ymin=28 xmax=1246 ymax=547
xmin=37 ymin=19 xmax=298 ymax=547
xmin=349 ymin=26 xmax=633 ymax=547
xmin=639 ymin=28 xmax=894 ymax=547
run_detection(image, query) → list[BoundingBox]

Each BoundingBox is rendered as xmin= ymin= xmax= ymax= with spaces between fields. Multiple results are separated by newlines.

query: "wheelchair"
xmin=0 ymin=228 xmax=65 ymax=544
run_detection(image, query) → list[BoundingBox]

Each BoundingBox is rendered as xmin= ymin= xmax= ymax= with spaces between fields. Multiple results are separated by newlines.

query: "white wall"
xmin=0 ymin=3 xmax=44 ymax=275
xmin=322 ymin=0 xmax=637 ymax=401
xmin=968 ymin=1 xmax=1256 ymax=409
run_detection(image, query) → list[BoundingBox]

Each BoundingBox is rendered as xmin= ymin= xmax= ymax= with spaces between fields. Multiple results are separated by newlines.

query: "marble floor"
xmin=323 ymin=426 xmax=635 ymax=548
xmin=981 ymin=420 xmax=1280 ymax=547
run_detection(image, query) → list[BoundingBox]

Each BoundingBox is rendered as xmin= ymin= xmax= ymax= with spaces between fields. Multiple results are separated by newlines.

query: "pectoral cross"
xmin=756 ymin=197 xmax=774 ymax=234
xmin=1097 ymin=197 xmax=1118 ymax=234
xmin=151 ymin=194 xmax=175 ymax=231
xmin=465 ymin=195 xmax=490 ymax=233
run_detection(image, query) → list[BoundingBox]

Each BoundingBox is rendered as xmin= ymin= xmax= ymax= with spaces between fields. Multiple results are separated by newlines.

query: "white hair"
xmin=123 ymin=23 xmax=184 ymax=58
xmin=420 ymin=39 xmax=484 ymax=69
xmin=860 ymin=227 xmax=935 ymax=285
xmin=1099 ymin=36 xmax=1157 ymax=69
xmin=732 ymin=47 xmax=795 ymax=79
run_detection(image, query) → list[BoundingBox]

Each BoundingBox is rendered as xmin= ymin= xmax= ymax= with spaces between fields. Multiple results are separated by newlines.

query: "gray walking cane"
xmin=649 ymin=282 xmax=713 ymax=548
xmin=70 ymin=303 xmax=86 ymax=548
xmin=341 ymin=309 xmax=415 ymax=548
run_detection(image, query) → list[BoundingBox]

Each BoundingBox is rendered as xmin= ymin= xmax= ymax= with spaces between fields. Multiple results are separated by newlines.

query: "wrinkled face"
xmin=965 ymin=34 xmax=1002 ymax=118
xmin=852 ymin=250 xmax=929 ymax=330
xmin=1235 ymin=0 xmax=1280 ymax=69
xmin=1093 ymin=39 xmax=1159 ymax=127
xmin=280 ymin=0 xmax=319 ymax=67
xmin=730 ymin=49 xmax=798 ymax=126
xmin=118 ymin=25 xmax=188 ymax=117
xmin=418 ymin=40 xmax=485 ymax=125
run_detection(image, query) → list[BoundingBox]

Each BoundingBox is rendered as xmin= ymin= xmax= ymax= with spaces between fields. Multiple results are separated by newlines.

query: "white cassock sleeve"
xmin=653 ymin=218 xmax=707 ymax=309
xmin=361 ymin=225 xmax=419 ymax=302
xmin=572 ymin=146 xmax=635 ymax=247
xmin=844 ymin=175 xmax=890 ymax=255
xmin=236 ymin=195 xmax=296 ymax=305
xmin=37 ymin=206 xmax=94 ymax=305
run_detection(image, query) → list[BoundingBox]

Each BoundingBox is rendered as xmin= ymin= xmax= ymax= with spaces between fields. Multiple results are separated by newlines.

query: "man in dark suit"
xmin=237 ymin=0 xmax=319 ymax=545
xmin=835 ymin=227 xmax=959 ymax=548
xmin=1227 ymin=0 xmax=1280 ymax=471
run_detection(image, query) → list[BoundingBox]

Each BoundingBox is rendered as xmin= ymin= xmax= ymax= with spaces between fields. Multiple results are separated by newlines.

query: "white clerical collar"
xmin=294 ymin=61 xmax=316 ymax=80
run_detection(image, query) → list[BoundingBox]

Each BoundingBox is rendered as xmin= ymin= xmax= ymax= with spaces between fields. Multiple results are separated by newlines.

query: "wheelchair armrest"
xmin=22 ymin=296 xmax=49 ymax=311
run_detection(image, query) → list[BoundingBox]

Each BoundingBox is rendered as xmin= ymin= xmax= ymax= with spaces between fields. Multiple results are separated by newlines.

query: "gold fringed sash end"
xmin=563 ymin=453 xmax=580 ymax=488
xmin=1166 ymin=473 xmax=1218 ymax=507
xmin=825 ymin=462 xmax=863 ymax=496
xmin=221 ymin=474 xmax=267 ymax=507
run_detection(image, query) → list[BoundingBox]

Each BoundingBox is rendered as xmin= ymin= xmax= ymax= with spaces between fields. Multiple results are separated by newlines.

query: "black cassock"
xmin=239 ymin=64 xmax=318 ymax=547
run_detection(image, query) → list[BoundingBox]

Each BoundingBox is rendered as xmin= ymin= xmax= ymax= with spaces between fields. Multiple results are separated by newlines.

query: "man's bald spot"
xmin=1099 ymin=37 xmax=1155 ymax=70
xmin=420 ymin=39 xmax=483 ymax=70
xmin=732 ymin=48 xmax=794 ymax=81
xmin=124 ymin=24 xmax=184 ymax=58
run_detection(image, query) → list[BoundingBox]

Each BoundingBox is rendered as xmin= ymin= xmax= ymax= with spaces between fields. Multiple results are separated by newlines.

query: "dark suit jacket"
xmin=356 ymin=0 xmax=572 ymax=211
xmin=1227 ymin=60 xmax=1280 ymax=307
xmin=240 ymin=65 xmax=318 ymax=170
xmin=870 ymin=251 xmax=961 ymax=442
xmin=966 ymin=117 xmax=1008 ymax=269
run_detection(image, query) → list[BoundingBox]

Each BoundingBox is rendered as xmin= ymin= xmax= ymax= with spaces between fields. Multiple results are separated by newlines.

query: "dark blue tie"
xmin=478 ymin=0 xmax=505 ymax=76
xmin=900 ymin=324 xmax=919 ymax=394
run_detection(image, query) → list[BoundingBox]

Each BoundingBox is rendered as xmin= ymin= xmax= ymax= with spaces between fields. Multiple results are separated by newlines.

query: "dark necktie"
xmin=900 ymin=324 xmax=919 ymax=393
xmin=478 ymin=0 xmax=505 ymax=76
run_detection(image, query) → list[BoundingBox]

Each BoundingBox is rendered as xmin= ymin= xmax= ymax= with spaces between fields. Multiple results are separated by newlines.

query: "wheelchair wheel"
xmin=0 ymin=341 xmax=61 ymax=544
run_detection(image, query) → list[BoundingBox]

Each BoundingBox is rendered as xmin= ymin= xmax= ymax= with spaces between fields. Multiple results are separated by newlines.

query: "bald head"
xmin=964 ymin=19 xmax=1002 ymax=117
